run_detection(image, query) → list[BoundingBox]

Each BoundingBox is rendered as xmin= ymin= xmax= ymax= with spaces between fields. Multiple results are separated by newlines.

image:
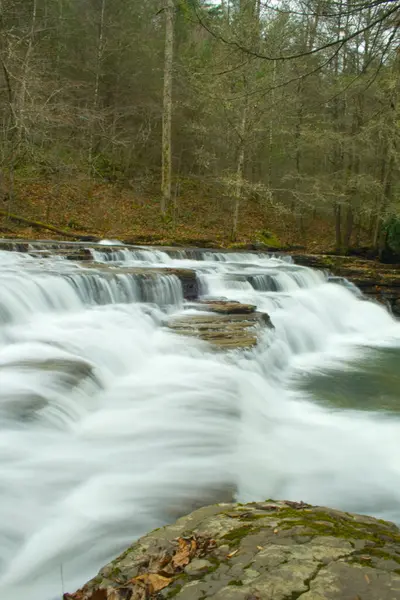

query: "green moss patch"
xmin=228 ymin=579 xmax=244 ymax=586
xmin=222 ymin=525 xmax=257 ymax=546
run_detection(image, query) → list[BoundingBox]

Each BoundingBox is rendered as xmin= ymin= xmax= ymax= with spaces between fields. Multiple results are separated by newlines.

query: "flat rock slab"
xmin=167 ymin=303 xmax=271 ymax=349
xmin=66 ymin=500 xmax=400 ymax=600
xmin=195 ymin=301 xmax=257 ymax=315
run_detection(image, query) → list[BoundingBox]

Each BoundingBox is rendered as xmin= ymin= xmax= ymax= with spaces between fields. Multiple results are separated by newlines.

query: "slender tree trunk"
xmin=334 ymin=203 xmax=342 ymax=251
xmin=372 ymin=53 xmax=399 ymax=249
xmin=343 ymin=131 xmax=360 ymax=253
xmin=17 ymin=0 xmax=37 ymax=141
xmin=161 ymin=0 xmax=174 ymax=216
xmin=373 ymin=152 xmax=394 ymax=249
xmin=294 ymin=91 xmax=302 ymax=175
xmin=343 ymin=205 xmax=353 ymax=252
xmin=267 ymin=60 xmax=276 ymax=186
xmin=0 ymin=54 xmax=16 ymax=217
xmin=88 ymin=0 xmax=106 ymax=178
xmin=56 ymin=0 xmax=63 ymax=73
xmin=232 ymin=101 xmax=247 ymax=241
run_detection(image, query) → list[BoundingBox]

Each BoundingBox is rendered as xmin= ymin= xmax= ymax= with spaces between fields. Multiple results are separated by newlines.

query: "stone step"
xmin=167 ymin=302 xmax=272 ymax=350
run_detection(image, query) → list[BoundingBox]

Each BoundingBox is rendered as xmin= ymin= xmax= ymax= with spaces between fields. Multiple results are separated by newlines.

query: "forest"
xmin=0 ymin=0 xmax=399 ymax=254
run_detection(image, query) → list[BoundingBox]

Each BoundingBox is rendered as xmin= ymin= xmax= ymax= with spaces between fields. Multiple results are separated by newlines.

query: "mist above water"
xmin=0 ymin=245 xmax=399 ymax=600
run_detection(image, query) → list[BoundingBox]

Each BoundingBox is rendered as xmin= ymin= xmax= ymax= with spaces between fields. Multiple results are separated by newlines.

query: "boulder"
xmin=65 ymin=500 xmax=400 ymax=600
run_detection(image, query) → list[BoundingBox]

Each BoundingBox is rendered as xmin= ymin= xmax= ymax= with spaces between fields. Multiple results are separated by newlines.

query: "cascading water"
xmin=0 ymin=245 xmax=399 ymax=600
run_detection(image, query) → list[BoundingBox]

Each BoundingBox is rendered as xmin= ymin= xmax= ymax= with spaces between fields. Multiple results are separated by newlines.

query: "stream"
xmin=0 ymin=243 xmax=399 ymax=599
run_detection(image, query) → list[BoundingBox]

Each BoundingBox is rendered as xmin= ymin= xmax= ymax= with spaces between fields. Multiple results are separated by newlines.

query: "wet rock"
xmin=196 ymin=301 xmax=257 ymax=314
xmin=66 ymin=248 xmax=93 ymax=261
xmin=184 ymin=558 xmax=213 ymax=576
xmin=167 ymin=302 xmax=272 ymax=350
xmin=66 ymin=500 xmax=400 ymax=600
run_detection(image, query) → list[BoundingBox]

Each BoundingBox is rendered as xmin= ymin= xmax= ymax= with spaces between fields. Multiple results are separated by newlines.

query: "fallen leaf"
xmin=130 ymin=573 xmax=171 ymax=593
xmin=190 ymin=538 xmax=197 ymax=556
xmin=87 ymin=591 xmax=107 ymax=600
xmin=106 ymin=590 xmax=132 ymax=600
xmin=256 ymin=546 xmax=263 ymax=551
xmin=226 ymin=549 xmax=239 ymax=559
xmin=365 ymin=574 xmax=370 ymax=584
xmin=196 ymin=536 xmax=216 ymax=556
xmin=158 ymin=564 xmax=175 ymax=577
xmin=148 ymin=551 xmax=172 ymax=574
xmin=172 ymin=537 xmax=192 ymax=569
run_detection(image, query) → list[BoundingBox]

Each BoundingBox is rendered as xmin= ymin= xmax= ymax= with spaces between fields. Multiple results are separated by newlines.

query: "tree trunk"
xmin=343 ymin=205 xmax=353 ymax=252
xmin=88 ymin=0 xmax=106 ymax=178
xmin=373 ymin=53 xmax=399 ymax=250
xmin=232 ymin=102 xmax=247 ymax=241
xmin=334 ymin=203 xmax=342 ymax=252
xmin=267 ymin=60 xmax=276 ymax=186
xmin=161 ymin=0 xmax=174 ymax=216
xmin=17 ymin=0 xmax=37 ymax=141
xmin=373 ymin=152 xmax=394 ymax=249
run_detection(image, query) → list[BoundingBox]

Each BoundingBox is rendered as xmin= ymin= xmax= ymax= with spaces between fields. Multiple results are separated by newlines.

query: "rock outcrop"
xmin=293 ymin=253 xmax=400 ymax=316
xmin=65 ymin=500 xmax=400 ymax=600
xmin=167 ymin=301 xmax=272 ymax=349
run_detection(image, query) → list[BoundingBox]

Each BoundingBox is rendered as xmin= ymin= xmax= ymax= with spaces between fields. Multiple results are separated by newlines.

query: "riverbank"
xmin=65 ymin=500 xmax=400 ymax=600
xmin=292 ymin=253 xmax=400 ymax=316
xmin=0 ymin=179 xmax=358 ymax=252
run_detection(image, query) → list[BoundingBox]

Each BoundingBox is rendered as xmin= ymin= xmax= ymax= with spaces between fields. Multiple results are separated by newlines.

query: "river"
xmin=0 ymin=243 xmax=399 ymax=599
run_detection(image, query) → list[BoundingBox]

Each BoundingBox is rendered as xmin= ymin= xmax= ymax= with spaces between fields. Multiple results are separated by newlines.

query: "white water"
xmin=0 ymin=246 xmax=399 ymax=599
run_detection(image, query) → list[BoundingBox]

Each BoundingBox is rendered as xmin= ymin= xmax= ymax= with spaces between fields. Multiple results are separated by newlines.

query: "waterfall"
xmin=0 ymin=244 xmax=399 ymax=600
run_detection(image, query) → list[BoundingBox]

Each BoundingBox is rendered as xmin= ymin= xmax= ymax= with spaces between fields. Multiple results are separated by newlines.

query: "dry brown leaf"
xmin=172 ymin=538 xmax=191 ymax=569
xmin=365 ymin=574 xmax=370 ymax=584
xmin=256 ymin=546 xmax=263 ymax=551
xmin=148 ymin=551 xmax=172 ymax=575
xmin=107 ymin=589 xmax=133 ymax=600
xmin=158 ymin=563 xmax=175 ymax=577
xmin=131 ymin=573 xmax=171 ymax=593
xmin=226 ymin=549 xmax=239 ymax=559
xmin=87 ymin=591 xmax=107 ymax=600
xmin=189 ymin=538 xmax=197 ymax=557
xmin=106 ymin=592 xmax=119 ymax=600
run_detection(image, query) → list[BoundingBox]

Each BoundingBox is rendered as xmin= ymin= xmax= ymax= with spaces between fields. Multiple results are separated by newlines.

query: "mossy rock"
xmin=66 ymin=500 xmax=400 ymax=600
xmin=256 ymin=230 xmax=282 ymax=249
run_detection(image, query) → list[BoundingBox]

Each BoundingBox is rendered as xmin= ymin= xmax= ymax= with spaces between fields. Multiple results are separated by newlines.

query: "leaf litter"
xmin=63 ymin=534 xmax=217 ymax=600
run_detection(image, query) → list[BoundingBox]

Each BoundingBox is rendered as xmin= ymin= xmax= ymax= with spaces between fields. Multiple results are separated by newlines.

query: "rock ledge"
xmin=65 ymin=500 xmax=400 ymax=600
